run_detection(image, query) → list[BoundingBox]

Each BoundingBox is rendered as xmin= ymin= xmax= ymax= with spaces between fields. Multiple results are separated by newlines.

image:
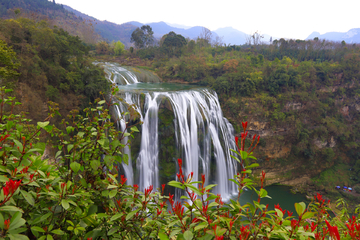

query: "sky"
xmin=53 ymin=0 xmax=359 ymax=40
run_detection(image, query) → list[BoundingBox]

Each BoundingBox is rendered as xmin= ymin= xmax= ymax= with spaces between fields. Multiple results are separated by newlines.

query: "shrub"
xmin=0 ymin=87 xmax=359 ymax=239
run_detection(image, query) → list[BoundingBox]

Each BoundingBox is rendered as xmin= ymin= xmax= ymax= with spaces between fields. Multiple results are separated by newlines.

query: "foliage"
xmin=130 ymin=25 xmax=154 ymax=49
xmin=112 ymin=41 xmax=125 ymax=56
xmin=0 ymin=17 xmax=110 ymax=121
xmin=0 ymin=40 xmax=20 ymax=82
xmin=0 ymin=88 xmax=360 ymax=239
xmin=160 ymin=31 xmax=187 ymax=57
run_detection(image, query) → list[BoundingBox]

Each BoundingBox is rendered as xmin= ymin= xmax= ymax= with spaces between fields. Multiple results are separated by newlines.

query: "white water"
xmin=103 ymin=63 xmax=237 ymax=199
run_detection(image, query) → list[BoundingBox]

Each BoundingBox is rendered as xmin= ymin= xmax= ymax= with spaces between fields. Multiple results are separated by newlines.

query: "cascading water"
xmin=101 ymin=62 xmax=238 ymax=200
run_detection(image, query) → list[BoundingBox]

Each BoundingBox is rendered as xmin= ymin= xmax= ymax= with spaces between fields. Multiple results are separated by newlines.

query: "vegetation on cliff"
xmin=0 ymin=17 xmax=109 ymax=122
xmin=0 ymin=87 xmax=359 ymax=239
xmin=128 ymin=35 xmax=360 ymax=202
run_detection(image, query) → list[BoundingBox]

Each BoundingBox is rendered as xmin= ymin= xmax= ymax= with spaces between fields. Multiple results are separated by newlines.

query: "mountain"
xmin=214 ymin=27 xmax=274 ymax=45
xmin=166 ymin=22 xmax=192 ymax=29
xmin=306 ymin=28 xmax=360 ymax=43
xmin=126 ymin=21 xmax=219 ymax=41
xmin=306 ymin=31 xmax=320 ymax=40
xmin=63 ymin=5 xmax=138 ymax=47
xmin=214 ymin=27 xmax=247 ymax=45
xmin=0 ymin=0 xmax=103 ymax=44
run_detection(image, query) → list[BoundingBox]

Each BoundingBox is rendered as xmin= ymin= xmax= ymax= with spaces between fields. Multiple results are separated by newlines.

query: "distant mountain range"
xmin=2 ymin=0 xmax=359 ymax=46
xmin=306 ymin=29 xmax=360 ymax=43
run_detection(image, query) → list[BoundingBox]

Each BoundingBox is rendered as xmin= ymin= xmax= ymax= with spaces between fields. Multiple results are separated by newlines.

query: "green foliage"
xmin=161 ymin=31 xmax=187 ymax=57
xmin=130 ymin=25 xmax=154 ymax=49
xmin=0 ymin=40 xmax=20 ymax=81
xmin=0 ymin=17 xmax=109 ymax=121
xmin=0 ymin=89 xmax=359 ymax=239
xmin=112 ymin=40 xmax=125 ymax=56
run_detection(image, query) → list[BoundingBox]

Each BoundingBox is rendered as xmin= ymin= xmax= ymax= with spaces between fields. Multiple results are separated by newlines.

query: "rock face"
xmin=227 ymin=84 xmax=359 ymax=191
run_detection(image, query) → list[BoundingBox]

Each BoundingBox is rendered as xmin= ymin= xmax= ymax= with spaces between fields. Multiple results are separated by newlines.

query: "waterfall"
xmin=102 ymin=63 xmax=238 ymax=200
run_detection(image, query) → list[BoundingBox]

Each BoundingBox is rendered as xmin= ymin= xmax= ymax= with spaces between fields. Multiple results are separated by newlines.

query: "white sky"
xmin=54 ymin=0 xmax=359 ymax=40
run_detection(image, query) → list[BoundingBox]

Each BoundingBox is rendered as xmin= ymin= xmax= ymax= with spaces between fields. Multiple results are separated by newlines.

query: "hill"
xmin=306 ymin=28 xmax=360 ymax=43
xmin=62 ymin=5 xmax=138 ymax=47
xmin=0 ymin=0 xmax=100 ymax=44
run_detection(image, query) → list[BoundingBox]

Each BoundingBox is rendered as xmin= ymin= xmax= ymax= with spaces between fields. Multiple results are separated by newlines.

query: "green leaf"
xmin=302 ymin=211 xmax=315 ymax=219
xmin=9 ymin=215 xmax=25 ymax=230
xmin=80 ymin=178 xmax=87 ymax=188
xmin=13 ymin=139 xmax=23 ymax=153
xmin=98 ymin=100 xmax=106 ymax=105
xmin=37 ymin=121 xmax=49 ymax=129
xmin=108 ymin=226 xmax=119 ymax=236
xmin=130 ymin=126 xmax=139 ymax=132
xmin=70 ymin=162 xmax=81 ymax=173
xmin=122 ymin=154 xmax=129 ymax=165
xmin=183 ymin=230 xmax=193 ymax=240
xmin=204 ymin=184 xmax=217 ymax=191
xmin=55 ymin=151 xmax=62 ymax=159
xmin=110 ymin=213 xmax=123 ymax=222
xmin=67 ymin=144 xmax=74 ymax=152
xmin=90 ymin=160 xmax=100 ymax=171
xmin=31 ymin=226 xmax=46 ymax=233
xmin=8 ymin=233 xmax=29 ymax=240
xmin=66 ymin=126 xmax=74 ymax=134
xmin=159 ymin=231 xmax=170 ymax=240
xmin=20 ymin=190 xmax=35 ymax=206
xmin=295 ymin=202 xmax=305 ymax=216
xmin=77 ymin=132 xmax=85 ymax=138
xmin=194 ymin=222 xmax=208 ymax=231
xmin=125 ymin=209 xmax=140 ymax=220
xmin=208 ymin=202 xmax=219 ymax=208
xmin=168 ymin=181 xmax=185 ymax=190
xmin=47 ymin=234 xmax=54 ymax=240
xmin=97 ymin=139 xmax=106 ymax=146
xmin=0 ymin=206 xmax=23 ymax=213
xmin=87 ymin=205 xmax=98 ymax=216
xmin=61 ymin=199 xmax=70 ymax=210
xmin=259 ymin=188 xmax=268 ymax=198
xmin=0 ymin=175 xmax=9 ymax=182
xmin=109 ymin=189 xmax=117 ymax=198
xmin=51 ymin=229 xmax=65 ymax=235
xmin=101 ymin=190 xmax=109 ymax=197
xmin=247 ymin=163 xmax=259 ymax=169
xmin=275 ymin=208 xmax=283 ymax=218
xmin=0 ymin=212 xmax=3 ymax=229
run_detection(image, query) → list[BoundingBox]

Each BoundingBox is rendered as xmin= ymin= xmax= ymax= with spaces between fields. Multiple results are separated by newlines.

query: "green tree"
xmin=112 ymin=40 xmax=125 ymax=56
xmin=130 ymin=25 xmax=154 ymax=49
xmin=161 ymin=31 xmax=187 ymax=57
xmin=0 ymin=40 xmax=20 ymax=82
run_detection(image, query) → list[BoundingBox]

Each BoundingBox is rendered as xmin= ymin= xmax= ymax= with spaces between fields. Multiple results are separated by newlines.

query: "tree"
xmin=246 ymin=31 xmax=264 ymax=45
xmin=95 ymin=41 xmax=111 ymax=55
xmin=161 ymin=31 xmax=186 ymax=56
xmin=0 ymin=40 xmax=20 ymax=83
xmin=197 ymin=27 xmax=213 ymax=48
xmin=112 ymin=40 xmax=125 ymax=56
xmin=130 ymin=25 xmax=154 ymax=49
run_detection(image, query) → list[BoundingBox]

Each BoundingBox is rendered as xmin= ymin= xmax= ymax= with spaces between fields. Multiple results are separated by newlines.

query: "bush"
xmin=0 ymin=87 xmax=359 ymax=239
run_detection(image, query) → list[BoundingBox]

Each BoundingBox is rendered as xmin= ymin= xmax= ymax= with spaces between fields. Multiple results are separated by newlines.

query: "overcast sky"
xmin=54 ymin=0 xmax=359 ymax=40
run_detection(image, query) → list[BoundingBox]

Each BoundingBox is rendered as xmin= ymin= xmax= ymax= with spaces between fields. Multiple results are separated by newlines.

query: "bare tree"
xmin=246 ymin=31 xmax=264 ymax=45
xmin=197 ymin=27 xmax=212 ymax=48
xmin=212 ymin=35 xmax=224 ymax=47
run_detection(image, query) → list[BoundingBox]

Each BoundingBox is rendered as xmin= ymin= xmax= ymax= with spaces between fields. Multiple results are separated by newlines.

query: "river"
xmin=236 ymin=185 xmax=309 ymax=215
